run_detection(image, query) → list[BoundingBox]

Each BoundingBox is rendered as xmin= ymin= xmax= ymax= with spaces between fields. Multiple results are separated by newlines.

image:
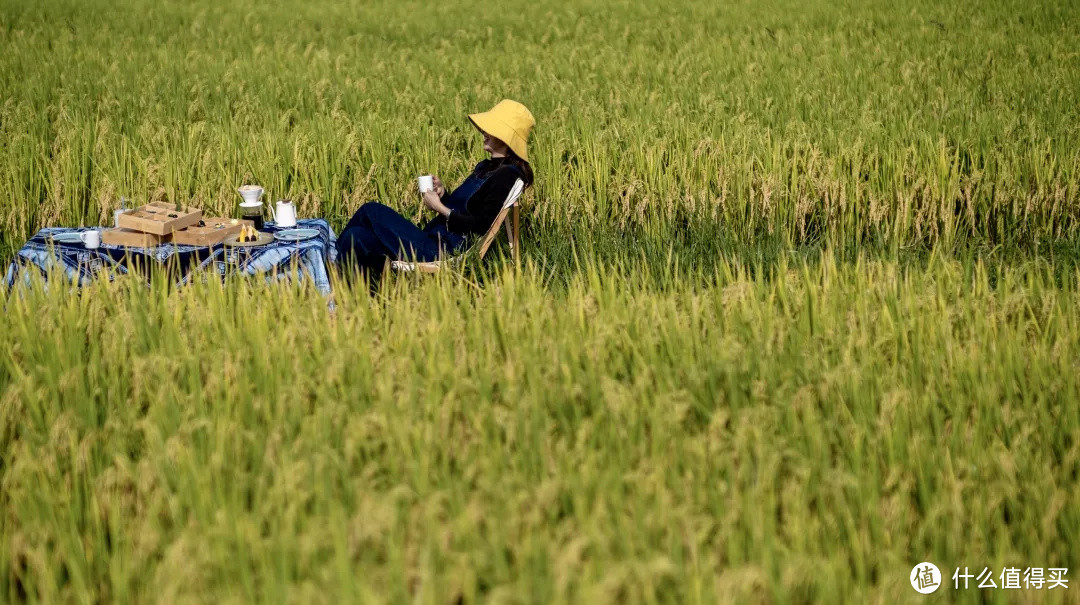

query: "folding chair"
xmin=390 ymin=178 xmax=525 ymax=273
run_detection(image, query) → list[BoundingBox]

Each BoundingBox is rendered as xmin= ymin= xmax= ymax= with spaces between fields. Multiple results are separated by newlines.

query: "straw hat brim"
xmin=468 ymin=113 xmax=529 ymax=162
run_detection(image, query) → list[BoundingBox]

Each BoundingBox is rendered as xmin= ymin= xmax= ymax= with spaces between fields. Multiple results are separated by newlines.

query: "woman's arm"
xmin=422 ymin=190 xmax=451 ymax=217
xmin=446 ymin=167 xmax=521 ymax=235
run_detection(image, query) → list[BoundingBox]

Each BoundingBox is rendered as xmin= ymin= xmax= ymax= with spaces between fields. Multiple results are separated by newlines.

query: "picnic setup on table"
xmin=5 ymin=101 xmax=535 ymax=297
xmin=4 ymin=185 xmax=338 ymax=295
xmin=5 ymin=175 xmax=527 ymax=294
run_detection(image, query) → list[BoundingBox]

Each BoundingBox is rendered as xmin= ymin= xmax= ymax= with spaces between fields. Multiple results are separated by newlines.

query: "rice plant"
xmin=2 ymin=0 xmax=1079 ymax=602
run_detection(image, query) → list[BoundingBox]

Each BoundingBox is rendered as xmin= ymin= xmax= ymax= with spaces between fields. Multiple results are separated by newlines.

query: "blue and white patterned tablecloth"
xmin=4 ymin=219 xmax=338 ymax=294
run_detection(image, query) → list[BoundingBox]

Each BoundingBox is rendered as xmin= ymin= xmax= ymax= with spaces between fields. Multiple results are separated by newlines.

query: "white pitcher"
xmin=271 ymin=200 xmax=297 ymax=228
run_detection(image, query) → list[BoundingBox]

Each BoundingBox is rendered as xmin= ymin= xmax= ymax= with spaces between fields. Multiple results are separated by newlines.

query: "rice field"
xmin=2 ymin=0 xmax=1079 ymax=602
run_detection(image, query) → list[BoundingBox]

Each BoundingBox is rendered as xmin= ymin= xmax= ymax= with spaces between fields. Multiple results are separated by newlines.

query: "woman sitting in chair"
xmin=336 ymin=99 xmax=535 ymax=279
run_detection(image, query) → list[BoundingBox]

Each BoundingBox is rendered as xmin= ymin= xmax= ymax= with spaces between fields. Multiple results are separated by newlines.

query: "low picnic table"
xmin=4 ymin=219 xmax=338 ymax=294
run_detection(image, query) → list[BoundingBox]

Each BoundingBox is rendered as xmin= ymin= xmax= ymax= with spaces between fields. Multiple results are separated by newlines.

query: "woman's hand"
xmin=432 ymin=175 xmax=446 ymax=198
xmin=422 ymin=190 xmax=450 ymax=217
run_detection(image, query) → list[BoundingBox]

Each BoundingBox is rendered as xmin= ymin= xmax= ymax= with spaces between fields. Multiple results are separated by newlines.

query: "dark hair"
xmin=504 ymin=151 xmax=534 ymax=186
xmin=479 ymin=151 xmax=534 ymax=186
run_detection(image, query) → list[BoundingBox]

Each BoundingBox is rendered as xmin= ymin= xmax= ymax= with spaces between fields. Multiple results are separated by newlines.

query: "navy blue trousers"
xmin=336 ymin=202 xmax=461 ymax=274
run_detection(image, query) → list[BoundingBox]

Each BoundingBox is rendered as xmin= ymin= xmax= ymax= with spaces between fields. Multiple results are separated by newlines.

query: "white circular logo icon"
xmin=910 ymin=562 xmax=942 ymax=594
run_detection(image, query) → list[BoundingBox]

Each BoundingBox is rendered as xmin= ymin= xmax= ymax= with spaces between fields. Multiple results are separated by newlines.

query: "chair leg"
xmin=505 ymin=215 xmax=514 ymax=259
xmin=512 ymin=205 xmax=520 ymax=262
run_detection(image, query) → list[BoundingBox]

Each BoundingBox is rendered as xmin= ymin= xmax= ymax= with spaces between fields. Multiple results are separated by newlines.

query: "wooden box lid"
xmin=101 ymin=228 xmax=164 ymax=248
xmin=170 ymin=218 xmax=252 ymax=247
xmin=116 ymin=202 xmax=203 ymax=235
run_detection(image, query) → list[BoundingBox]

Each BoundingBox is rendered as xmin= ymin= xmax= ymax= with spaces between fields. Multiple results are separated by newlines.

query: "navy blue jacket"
xmin=433 ymin=158 xmax=523 ymax=236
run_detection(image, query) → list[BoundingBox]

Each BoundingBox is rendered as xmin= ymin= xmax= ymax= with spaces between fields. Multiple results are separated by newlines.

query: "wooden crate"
xmin=170 ymin=218 xmax=253 ymax=247
xmin=116 ymin=202 xmax=203 ymax=235
xmin=101 ymin=228 xmax=165 ymax=248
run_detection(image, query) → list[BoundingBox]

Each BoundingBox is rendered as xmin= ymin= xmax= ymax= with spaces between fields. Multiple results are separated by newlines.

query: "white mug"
xmin=418 ymin=175 xmax=434 ymax=193
xmin=80 ymin=230 xmax=101 ymax=249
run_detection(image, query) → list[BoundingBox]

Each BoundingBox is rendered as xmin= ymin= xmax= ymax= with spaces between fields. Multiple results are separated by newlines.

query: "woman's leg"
xmin=336 ymin=201 xmax=446 ymax=284
xmin=336 ymin=220 xmax=394 ymax=292
xmin=337 ymin=225 xmax=389 ymax=267
xmin=343 ymin=201 xmax=378 ymax=232
xmin=344 ymin=202 xmax=443 ymax=262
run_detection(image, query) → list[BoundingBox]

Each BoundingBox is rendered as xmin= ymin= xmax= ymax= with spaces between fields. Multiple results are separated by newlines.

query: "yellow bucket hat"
xmin=468 ymin=99 xmax=535 ymax=162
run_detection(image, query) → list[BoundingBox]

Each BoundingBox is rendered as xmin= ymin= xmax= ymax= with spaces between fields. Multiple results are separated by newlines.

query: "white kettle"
xmin=270 ymin=200 xmax=297 ymax=228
